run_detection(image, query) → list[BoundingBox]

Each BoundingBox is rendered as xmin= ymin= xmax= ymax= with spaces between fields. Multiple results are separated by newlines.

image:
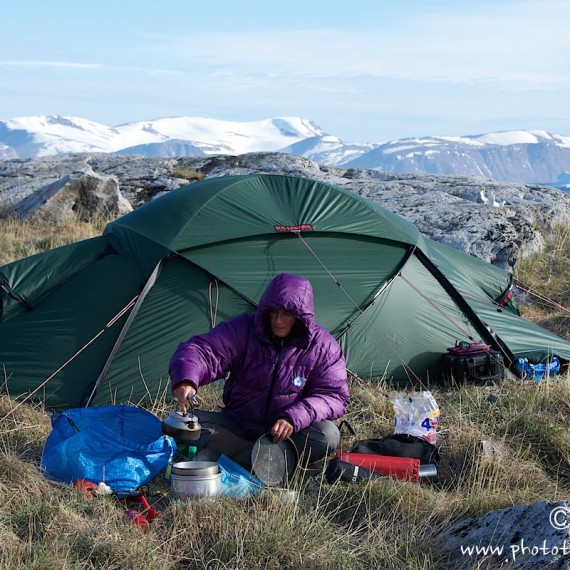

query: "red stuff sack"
xmin=337 ymin=452 xmax=420 ymax=482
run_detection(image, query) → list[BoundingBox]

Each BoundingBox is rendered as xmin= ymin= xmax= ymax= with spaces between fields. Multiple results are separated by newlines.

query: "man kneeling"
xmin=169 ymin=273 xmax=350 ymax=474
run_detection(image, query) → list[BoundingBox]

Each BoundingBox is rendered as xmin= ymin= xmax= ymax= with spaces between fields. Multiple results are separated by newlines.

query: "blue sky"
xmin=2 ymin=0 xmax=569 ymax=142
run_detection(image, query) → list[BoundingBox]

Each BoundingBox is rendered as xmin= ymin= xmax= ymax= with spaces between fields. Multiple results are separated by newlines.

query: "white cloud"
xmin=0 ymin=61 xmax=103 ymax=69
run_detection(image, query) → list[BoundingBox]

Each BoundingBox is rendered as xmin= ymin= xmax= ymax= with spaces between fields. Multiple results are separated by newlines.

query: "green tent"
xmin=1 ymin=174 xmax=568 ymax=409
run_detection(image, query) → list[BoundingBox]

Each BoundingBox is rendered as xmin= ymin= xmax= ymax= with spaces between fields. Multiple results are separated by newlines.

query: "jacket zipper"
xmin=264 ymin=341 xmax=283 ymax=428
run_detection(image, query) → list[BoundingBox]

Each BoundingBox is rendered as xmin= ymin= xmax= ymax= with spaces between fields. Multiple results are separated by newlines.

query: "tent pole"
xmin=82 ymin=258 xmax=166 ymax=407
xmin=414 ymin=248 xmax=515 ymax=368
xmin=333 ymin=245 xmax=416 ymax=338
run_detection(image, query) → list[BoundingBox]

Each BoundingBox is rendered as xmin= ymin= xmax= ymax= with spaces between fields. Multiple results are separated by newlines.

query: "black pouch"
xmin=350 ymin=433 xmax=439 ymax=465
xmin=324 ymin=458 xmax=387 ymax=484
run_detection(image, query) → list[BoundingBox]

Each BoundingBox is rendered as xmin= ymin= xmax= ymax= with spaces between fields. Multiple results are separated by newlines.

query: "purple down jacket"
xmin=169 ymin=273 xmax=349 ymax=438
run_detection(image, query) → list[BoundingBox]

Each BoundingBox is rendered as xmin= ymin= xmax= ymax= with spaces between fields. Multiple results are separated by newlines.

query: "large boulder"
xmin=433 ymin=500 xmax=570 ymax=569
xmin=14 ymin=168 xmax=133 ymax=222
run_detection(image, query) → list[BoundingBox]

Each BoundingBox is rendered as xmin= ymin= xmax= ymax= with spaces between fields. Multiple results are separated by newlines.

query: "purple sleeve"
xmin=169 ymin=315 xmax=248 ymax=390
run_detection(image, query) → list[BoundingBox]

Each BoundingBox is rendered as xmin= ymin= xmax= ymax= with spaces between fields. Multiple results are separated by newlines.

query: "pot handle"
xmin=175 ymin=393 xmax=199 ymax=416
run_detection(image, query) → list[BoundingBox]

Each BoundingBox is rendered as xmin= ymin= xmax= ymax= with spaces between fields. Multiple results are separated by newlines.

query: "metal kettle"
xmin=161 ymin=409 xmax=202 ymax=443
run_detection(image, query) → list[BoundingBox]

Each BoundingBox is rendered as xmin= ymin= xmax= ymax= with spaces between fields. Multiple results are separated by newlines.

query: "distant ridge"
xmin=1 ymin=114 xmax=569 ymax=185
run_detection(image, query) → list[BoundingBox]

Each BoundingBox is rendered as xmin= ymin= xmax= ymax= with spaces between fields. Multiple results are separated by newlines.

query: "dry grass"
xmin=515 ymin=223 xmax=570 ymax=339
xmin=3 ymin=369 xmax=570 ymax=569
xmin=170 ymin=167 xmax=205 ymax=183
xmin=0 ymin=216 xmax=108 ymax=265
xmin=0 ymin=217 xmax=569 ymax=569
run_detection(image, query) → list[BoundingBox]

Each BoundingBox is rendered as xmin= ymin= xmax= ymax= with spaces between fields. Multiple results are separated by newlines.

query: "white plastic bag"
xmin=390 ymin=391 xmax=440 ymax=444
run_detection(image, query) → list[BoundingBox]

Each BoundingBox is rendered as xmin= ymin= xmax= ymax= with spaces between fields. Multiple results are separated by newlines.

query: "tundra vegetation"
xmin=0 ymin=213 xmax=569 ymax=569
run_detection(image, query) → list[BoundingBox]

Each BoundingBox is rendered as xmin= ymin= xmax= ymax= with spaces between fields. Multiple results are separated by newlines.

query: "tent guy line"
xmin=517 ymin=280 xmax=570 ymax=314
xmin=294 ymin=230 xmax=426 ymax=386
xmin=297 ymin=227 xmax=510 ymax=385
xmin=208 ymin=280 xmax=220 ymax=328
xmin=1 ymin=295 xmax=139 ymax=422
xmin=400 ymin=274 xmax=473 ymax=341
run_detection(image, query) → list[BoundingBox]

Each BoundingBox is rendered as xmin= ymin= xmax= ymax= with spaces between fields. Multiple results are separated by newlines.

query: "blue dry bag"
xmin=41 ymin=405 xmax=175 ymax=496
xmin=514 ymin=356 xmax=561 ymax=382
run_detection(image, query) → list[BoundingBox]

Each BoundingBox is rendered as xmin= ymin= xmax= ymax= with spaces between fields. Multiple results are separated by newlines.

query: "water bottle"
xmin=513 ymin=287 xmax=532 ymax=305
xmin=391 ymin=391 xmax=440 ymax=444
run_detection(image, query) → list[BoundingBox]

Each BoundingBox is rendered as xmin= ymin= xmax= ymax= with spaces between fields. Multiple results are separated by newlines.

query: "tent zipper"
xmin=0 ymin=278 xmax=33 ymax=312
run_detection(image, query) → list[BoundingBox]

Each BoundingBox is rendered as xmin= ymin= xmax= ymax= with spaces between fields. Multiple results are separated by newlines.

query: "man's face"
xmin=268 ymin=309 xmax=297 ymax=338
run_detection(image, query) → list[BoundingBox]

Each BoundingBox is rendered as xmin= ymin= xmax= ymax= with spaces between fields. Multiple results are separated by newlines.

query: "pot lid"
xmin=172 ymin=460 xmax=220 ymax=476
xmin=251 ymin=434 xmax=298 ymax=487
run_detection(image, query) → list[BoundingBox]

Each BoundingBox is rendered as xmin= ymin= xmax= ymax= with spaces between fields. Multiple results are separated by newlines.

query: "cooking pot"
xmin=170 ymin=460 xmax=221 ymax=499
xmin=161 ymin=410 xmax=202 ymax=442
xmin=171 ymin=471 xmax=222 ymax=499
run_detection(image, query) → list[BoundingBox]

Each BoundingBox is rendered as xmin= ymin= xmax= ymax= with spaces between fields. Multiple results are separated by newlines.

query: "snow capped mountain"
xmin=0 ymin=115 xmax=325 ymax=158
xmin=1 ymin=115 xmax=569 ymax=184
xmin=280 ymin=135 xmax=379 ymax=166
xmin=112 ymin=116 xmax=325 ymax=155
xmin=0 ymin=115 xmax=121 ymax=157
xmin=342 ymin=130 xmax=570 ymax=183
xmin=473 ymin=130 xmax=570 ymax=147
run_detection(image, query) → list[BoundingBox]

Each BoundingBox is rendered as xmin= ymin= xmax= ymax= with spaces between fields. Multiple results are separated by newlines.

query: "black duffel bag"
xmin=350 ymin=433 xmax=440 ymax=465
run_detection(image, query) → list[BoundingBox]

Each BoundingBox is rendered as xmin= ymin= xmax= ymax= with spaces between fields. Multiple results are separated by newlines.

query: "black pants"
xmin=193 ymin=409 xmax=340 ymax=471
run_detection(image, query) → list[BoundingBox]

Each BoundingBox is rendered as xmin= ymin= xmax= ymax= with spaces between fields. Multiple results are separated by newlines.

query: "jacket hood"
xmin=254 ymin=273 xmax=315 ymax=343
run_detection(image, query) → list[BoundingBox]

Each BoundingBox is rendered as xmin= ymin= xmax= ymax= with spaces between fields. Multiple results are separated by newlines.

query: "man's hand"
xmin=271 ymin=418 xmax=294 ymax=443
xmin=172 ymin=381 xmax=197 ymax=414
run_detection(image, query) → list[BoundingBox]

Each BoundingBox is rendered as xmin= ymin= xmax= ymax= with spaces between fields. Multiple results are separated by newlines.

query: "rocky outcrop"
xmin=13 ymin=168 xmax=133 ymax=223
xmin=1 ymin=152 xmax=569 ymax=269
xmin=433 ymin=500 xmax=570 ymax=569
